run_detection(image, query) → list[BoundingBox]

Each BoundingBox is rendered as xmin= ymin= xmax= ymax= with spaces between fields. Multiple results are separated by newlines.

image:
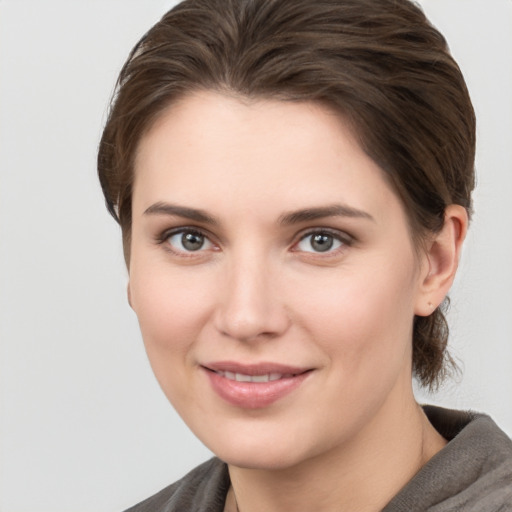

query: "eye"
xmin=296 ymin=231 xmax=346 ymax=253
xmin=165 ymin=229 xmax=214 ymax=253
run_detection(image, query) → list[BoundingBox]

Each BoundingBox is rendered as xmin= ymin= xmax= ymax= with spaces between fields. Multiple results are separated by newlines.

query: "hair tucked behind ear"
xmin=413 ymin=299 xmax=457 ymax=391
xmin=98 ymin=0 xmax=476 ymax=388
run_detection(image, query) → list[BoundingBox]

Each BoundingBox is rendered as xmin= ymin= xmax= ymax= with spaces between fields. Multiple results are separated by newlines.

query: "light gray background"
xmin=0 ymin=1 xmax=511 ymax=511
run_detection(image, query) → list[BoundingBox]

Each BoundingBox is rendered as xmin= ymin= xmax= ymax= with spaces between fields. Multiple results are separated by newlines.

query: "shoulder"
xmin=384 ymin=406 xmax=512 ymax=512
xmin=123 ymin=457 xmax=230 ymax=512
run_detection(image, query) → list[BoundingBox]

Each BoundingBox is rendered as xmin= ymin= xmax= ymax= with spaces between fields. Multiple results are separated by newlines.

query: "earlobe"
xmin=415 ymin=204 xmax=468 ymax=316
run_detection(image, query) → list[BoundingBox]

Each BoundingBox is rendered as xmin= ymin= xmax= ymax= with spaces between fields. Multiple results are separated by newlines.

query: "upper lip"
xmin=202 ymin=361 xmax=311 ymax=376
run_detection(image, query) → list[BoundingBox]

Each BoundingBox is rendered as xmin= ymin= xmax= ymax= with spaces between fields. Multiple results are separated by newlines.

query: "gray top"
xmin=125 ymin=406 xmax=512 ymax=511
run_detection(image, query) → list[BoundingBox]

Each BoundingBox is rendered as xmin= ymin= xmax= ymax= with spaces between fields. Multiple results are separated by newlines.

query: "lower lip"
xmin=204 ymin=369 xmax=311 ymax=409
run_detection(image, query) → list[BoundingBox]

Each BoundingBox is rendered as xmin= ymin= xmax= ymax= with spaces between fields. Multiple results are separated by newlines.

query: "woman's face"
xmin=129 ymin=91 xmax=429 ymax=469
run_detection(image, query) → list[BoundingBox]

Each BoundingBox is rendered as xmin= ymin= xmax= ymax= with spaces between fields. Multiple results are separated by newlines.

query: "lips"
xmin=202 ymin=361 xmax=312 ymax=409
xmin=214 ymin=371 xmax=288 ymax=382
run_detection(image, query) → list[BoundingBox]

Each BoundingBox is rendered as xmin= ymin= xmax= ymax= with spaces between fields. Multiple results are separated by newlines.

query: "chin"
xmin=194 ymin=421 xmax=321 ymax=471
xmin=218 ymin=446 xmax=306 ymax=471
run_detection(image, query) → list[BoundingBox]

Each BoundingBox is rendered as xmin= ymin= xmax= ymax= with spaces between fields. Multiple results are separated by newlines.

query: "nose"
xmin=213 ymin=253 xmax=290 ymax=342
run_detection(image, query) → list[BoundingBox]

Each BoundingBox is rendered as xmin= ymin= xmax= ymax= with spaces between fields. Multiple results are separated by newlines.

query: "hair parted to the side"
xmin=98 ymin=0 xmax=476 ymax=390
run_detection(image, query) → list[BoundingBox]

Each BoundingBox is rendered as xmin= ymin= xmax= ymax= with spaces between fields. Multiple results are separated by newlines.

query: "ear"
xmin=414 ymin=204 xmax=468 ymax=316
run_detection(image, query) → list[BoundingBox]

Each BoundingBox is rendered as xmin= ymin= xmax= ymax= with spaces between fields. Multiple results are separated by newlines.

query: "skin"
xmin=128 ymin=91 xmax=467 ymax=512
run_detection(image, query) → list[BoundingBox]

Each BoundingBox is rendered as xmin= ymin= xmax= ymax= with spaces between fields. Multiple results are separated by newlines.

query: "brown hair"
xmin=98 ymin=0 xmax=476 ymax=389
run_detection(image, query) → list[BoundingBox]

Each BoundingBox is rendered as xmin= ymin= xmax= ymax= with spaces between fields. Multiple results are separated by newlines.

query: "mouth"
xmin=201 ymin=361 xmax=313 ymax=409
xmin=211 ymin=371 xmax=295 ymax=383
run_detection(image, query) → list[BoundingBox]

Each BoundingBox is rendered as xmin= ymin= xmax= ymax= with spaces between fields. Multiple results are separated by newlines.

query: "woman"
xmin=98 ymin=0 xmax=512 ymax=510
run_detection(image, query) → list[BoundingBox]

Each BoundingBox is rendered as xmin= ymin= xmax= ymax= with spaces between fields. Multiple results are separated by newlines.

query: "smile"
xmin=213 ymin=371 xmax=294 ymax=382
xmin=202 ymin=362 xmax=312 ymax=409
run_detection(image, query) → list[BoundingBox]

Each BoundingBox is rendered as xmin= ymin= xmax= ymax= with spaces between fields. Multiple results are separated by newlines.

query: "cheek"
xmin=295 ymin=259 xmax=418 ymax=374
xmin=129 ymin=264 xmax=215 ymax=378
xmin=129 ymin=271 xmax=217 ymax=416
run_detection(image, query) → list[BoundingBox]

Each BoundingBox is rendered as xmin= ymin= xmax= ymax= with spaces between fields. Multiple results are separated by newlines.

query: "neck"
xmin=227 ymin=393 xmax=446 ymax=512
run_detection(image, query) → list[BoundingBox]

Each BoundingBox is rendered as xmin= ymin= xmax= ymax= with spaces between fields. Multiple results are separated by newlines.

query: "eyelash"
xmin=156 ymin=226 xmax=353 ymax=257
xmin=293 ymin=228 xmax=352 ymax=256
xmin=157 ymin=227 xmax=217 ymax=256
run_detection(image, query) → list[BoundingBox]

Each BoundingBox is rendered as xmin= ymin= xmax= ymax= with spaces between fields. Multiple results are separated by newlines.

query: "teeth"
xmin=251 ymin=374 xmax=270 ymax=383
xmin=216 ymin=371 xmax=285 ymax=382
xmin=235 ymin=373 xmax=252 ymax=382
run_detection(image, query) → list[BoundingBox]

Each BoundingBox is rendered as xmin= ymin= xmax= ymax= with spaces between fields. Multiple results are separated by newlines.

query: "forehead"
xmin=132 ymin=91 xmax=404 ymax=226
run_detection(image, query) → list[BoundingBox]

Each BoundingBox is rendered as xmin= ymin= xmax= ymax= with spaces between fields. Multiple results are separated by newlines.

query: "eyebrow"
xmin=144 ymin=202 xmax=218 ymax=225
xmin=143 ymin=201 xmax=374 ymax=226
xmin=278 ymin=204 xmax=374 ymax=225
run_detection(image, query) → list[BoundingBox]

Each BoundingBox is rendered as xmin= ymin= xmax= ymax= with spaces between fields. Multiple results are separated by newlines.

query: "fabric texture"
xmin=124 ymin=406 xmax=512 ymax=512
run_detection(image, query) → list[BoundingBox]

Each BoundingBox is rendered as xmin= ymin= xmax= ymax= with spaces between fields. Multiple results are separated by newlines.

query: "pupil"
xmin=312 ymin=234 xmax=333 ymax=252
xmin=182 ymin=232 xmax=204 ymax=251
